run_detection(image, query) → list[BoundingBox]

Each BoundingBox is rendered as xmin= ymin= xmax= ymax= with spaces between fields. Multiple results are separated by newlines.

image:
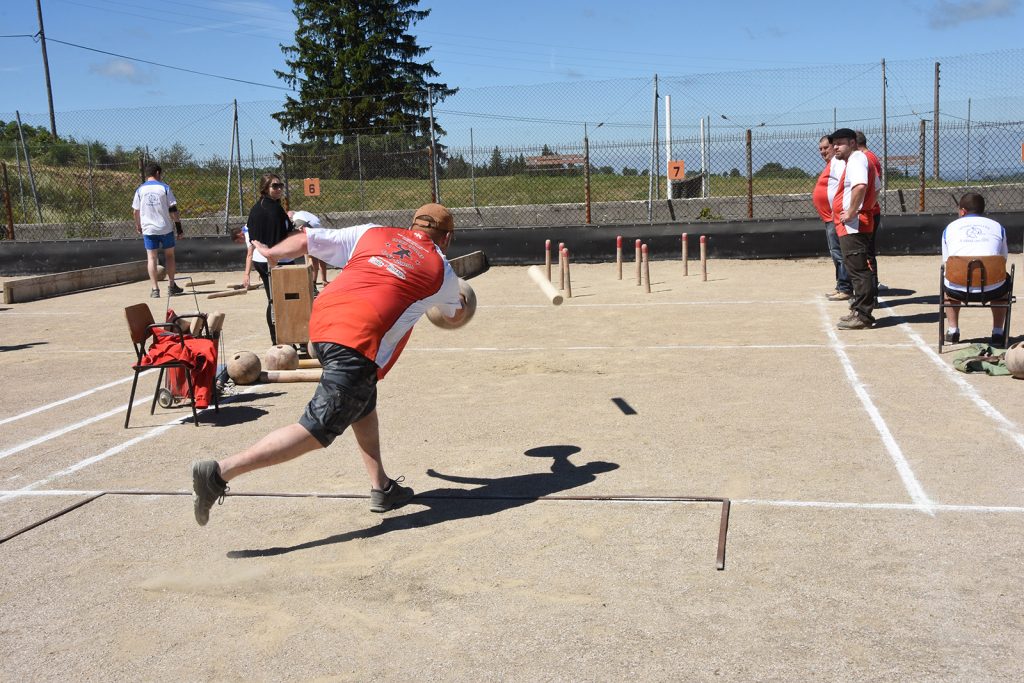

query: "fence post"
xmin=250 ymin=139 xmax=257 ymax=198
xmin=138 ymin=154 xmax=145 ymax=182
xmin=584 ymin=125 xmax=591 ymax=225
xmin=933 ymin=62 xmax=940 ymax=181
xmin=745 ymin=129 xmax=753 ymax=219
xmin=86 ymin=142 xmax=98 ymax=223
xmin=428 ymin=86 xmax=440 ymax=203
xmin=469 ymin=128 xmax=477 ymax=208
xmin=15 ymin=111 xmax=43 ymax=223
xmin=918 ymin=119 xmax=926 ymax=212
xmin=356 ymin=135 xmax=365 ymax=212
xmin=2 ymin=161 xmax=15 ymax=240
xmin=280 ymin=150 xmax=290 ymax=213
xmin=224 ymin=104 xmax=237 ymax=234
xmin=234 ymin=101 xmax=245 ymax=218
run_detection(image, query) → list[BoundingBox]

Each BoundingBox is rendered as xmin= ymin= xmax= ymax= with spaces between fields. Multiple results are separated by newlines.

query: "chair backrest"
xmin=125 ymin=303 xmax=155 ymax=346
xmin=945 ymin=255 xmax=1007 ymax=289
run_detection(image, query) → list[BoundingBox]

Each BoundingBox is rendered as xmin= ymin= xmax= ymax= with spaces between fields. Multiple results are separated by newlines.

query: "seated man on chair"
xmin=942 ymin=192 xmax=1010 ymax=347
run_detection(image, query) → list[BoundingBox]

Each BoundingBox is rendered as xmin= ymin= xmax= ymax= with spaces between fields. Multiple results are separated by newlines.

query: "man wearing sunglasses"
xmin=191 ymin=203 xmax=467 ymax=527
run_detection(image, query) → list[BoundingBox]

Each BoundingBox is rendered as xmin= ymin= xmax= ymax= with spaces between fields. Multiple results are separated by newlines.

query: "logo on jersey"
xmin=368 ymin=256 xmax=407 ymax=280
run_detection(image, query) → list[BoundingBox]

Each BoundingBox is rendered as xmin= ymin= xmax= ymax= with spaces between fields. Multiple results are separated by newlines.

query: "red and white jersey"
xmin=812 ymin=158 xmax=845 ymax=222
xmin=833 ymin=150 xmax=877 ymax=236
xmin=304 ymin=225 xmax=462 ymax=376
xmin=864 ymin=149 xmax=882 ymax=215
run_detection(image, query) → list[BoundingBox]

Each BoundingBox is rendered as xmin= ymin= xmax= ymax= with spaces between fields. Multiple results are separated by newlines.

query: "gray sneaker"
xmin=840 ymin=310 xmax=859 ymax=322
xmin=370 ymin=476 xmax=414 ymax=513
xmin=837 ymin=316 xmax=873 ymax=330
xmin=191 ymin=460 xmax=228 ymax=526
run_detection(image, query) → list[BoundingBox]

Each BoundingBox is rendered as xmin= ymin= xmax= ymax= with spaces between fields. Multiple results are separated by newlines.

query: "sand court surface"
xmin=1 ymin=255 xmax=1022 ymax=680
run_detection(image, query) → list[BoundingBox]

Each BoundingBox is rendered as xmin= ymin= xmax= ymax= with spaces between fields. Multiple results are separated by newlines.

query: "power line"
xmin=43 ymin=37 xmax=293 ymax=91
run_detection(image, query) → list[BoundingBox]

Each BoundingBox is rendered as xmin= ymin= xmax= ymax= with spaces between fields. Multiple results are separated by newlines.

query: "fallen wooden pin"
xmin=229 ymin=283 xmax=264 ymax=291
xmin=182 ymin=279 xmax=216 ymax=287
xmin=207 ymin=289 xmax=247 ymax=299
xmin=260 ymin=369 xmax=322 ymax=382
xmin=297 ymin=358 xmax=321 ymax=369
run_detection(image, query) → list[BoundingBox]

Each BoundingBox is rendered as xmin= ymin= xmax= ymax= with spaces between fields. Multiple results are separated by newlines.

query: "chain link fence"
xmin=3 ymin=50 xmax=1023 ymax=240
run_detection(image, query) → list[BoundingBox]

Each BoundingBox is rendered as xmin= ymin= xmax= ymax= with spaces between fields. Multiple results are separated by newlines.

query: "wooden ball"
xmin=1006 ymin=342 xmax=1024 ymax=378
xmin=156 ymin=265 xmax=167 ymax=281
xmin=426 ymin=279 xmax=477 ymax=329
xmin=264 ymin=344 xmax=299 ymax=371
xmin=227 ymin=351 xmax=261 ymax=385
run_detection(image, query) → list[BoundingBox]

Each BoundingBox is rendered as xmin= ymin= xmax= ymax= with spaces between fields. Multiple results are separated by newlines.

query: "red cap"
xmin=545 ymin=239 xmax=550 ymax=247
xmin=641 ymin=243 xmax=648 ymax=253
xmin=616 ymin=235 xmax=622 ymax=246
xmin=635 ymin=239 xmax=641 ymax=247
xmin=700 ymin=235 xmax=706 ymax=243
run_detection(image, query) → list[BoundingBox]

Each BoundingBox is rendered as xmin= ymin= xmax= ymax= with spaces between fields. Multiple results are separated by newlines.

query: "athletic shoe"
xmin=370 ymin=476 xmax=414 ymax=513
xmin=837 ymin=316 xmax=873 ymax=330
xmin=944 ymin=330 xmax=960 ymax=344
xmin=167 ymin=282 xmax=185 ymax=297
xmin=150 ymin=288 xmax=160 ymax=299
xmin=990 ymin=332 xmax=1007 ymax=349
xmin=827 ymin=290 xmax=852 ymax=302
xmin=191 ymin=460 xmax=228 ymax=526
xmin=840 ymin=310 xmax=859 ymax=322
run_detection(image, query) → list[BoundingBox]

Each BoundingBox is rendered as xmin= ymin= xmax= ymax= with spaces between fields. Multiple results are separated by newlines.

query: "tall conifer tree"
xmin=272 ymin=0 xmax=455 ymax=144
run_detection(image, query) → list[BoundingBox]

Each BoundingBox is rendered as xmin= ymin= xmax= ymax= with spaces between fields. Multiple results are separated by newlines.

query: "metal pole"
xmin=647 ymin=74 xmax=658 ymax=223
xmin=833 ymin=108 xmax=837 ymax=131
xmin=15 ymin=111 xmax=43 ymax=223
xmin=665 ymin=94 xmax=672 ymax=200
xmin=469 ymin=128 xmax=477 ymax=208
xmin=250 ymin=139 xmax=256 ymax=197
xmin=280 ymin=149 xmax=290 ymax=212
xmin=34 ymin=0 xmax=57 ymax=137
xmin=2 ymin=161 xmax=15 ymax=240
xmin=745 ymin=129 xmax=753 ymax=219
xmin=933 ymin=62 xmax=940 ymax=180
xmin=224 ymin=104 xmax=237 ymax=234
xmin=965 ymin=98 xmax=971 ymax=183
xmin=234 ymin=101 xmax=244 ymax=216
xmin=584 ymin=123 xmax=591 ymax=224
xmin=919 ymin=119 xmax=926 ymax=212
xmin=356 ymin=135 xmax=365 ymax=212
xmin=699 ymin=116 xmax=706 ymax=197
xmin=86 ymin=142 xmax=97 ymax=223
xmin=428 ymin=87 xmax=440 ymax=203
xmin=705 ymin=115 xmax=712 ymax=198
xmin=15 ymin=133 xmax=27 ymax=217
xmin=881 ymin=59 xmax=888 ymax=215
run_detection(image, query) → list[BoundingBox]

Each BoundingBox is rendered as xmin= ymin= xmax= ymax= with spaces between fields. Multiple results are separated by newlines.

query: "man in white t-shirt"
xmin=941 ymin=192 xmax=1011 ymax=347
xmin=132 ymin=163 xmax=184 ymax=298
xmin=290 ymin=210 xmax=329 ymax=290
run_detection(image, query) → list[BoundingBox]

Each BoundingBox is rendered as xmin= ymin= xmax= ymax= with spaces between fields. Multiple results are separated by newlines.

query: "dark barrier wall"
xmin=2 ymin=212 xmax=1023 ymax=275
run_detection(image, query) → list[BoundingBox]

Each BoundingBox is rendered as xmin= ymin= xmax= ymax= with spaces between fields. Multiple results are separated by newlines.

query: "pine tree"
xmin=272 ymin=0 xmax=456 ymax=144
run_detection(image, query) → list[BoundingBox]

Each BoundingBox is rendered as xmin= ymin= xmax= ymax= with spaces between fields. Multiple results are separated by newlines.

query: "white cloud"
xmin=929 ymin=0 xmax=1020 ymax=28
xmin=89 ymin=59 xmax=155 ymax=85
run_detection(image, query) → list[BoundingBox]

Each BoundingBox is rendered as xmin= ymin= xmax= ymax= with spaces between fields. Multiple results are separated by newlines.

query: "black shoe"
xmin=944 ymin=330 xmax=960 ymax=344
xmin=168 ymin=282 xmax=185 ymax=297
xmin=990 ymin=332 xmax=1007 ymax=349
xmin=369 ymin=477 xmax=414 ymax=513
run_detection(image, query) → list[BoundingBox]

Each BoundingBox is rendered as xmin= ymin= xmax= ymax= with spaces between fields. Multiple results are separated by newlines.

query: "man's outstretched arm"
xmin=252 ymin=231 xmax=309 ymax=266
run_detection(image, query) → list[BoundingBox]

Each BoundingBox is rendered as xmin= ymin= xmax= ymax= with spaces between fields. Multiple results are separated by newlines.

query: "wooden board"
xmin=449 ymin=251 xmax=490 ymax=280
xmin=3 ymin=261 xmax=148 ymax=304
xmin=271 ymin=264 xmax=314 ymax=345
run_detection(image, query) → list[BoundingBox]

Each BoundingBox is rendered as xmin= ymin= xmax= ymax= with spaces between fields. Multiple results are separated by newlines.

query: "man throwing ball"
xmin=191 ymin=203 xmax=466 ymax=526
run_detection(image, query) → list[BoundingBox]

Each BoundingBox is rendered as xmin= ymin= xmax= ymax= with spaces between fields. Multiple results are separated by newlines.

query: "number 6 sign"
xmin=304 ymin=178 xmax=321 ymax=197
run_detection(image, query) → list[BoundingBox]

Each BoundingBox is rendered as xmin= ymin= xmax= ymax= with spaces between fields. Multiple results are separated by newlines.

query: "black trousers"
xmin=252 ymin=261 xmax=276 ymax=344
xmin=839 ymin=231 xmax=877 ymax=323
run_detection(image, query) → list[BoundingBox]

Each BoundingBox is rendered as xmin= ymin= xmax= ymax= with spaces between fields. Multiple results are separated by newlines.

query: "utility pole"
xmin=35 ymin=0 xmax=58 ymax=138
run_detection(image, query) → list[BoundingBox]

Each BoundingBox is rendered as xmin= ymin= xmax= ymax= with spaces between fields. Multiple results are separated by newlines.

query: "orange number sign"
xmin=668 ymin=161 xmax=685 ymax=179
xmin=304 ymin=178 xmax=321 ymax=197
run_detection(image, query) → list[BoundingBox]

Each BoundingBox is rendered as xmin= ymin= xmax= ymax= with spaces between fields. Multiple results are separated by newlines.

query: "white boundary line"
xmin=0 ymin=397 xmax=151 ymax=461
xmin=817 ymin=300 xmax=935 ymax=515
xmin=0 ymin=376 xmax=135 ymax=427
xmin=408 ymin=342 xmax=917 ymax=353
xmin=877 ymin=301 xmax=1024 ymax=452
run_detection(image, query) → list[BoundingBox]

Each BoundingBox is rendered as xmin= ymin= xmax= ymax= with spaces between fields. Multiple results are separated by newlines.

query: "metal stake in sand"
xmin=559 ymin=242 xmax=566 ymax=289
xmin=682 ymin=232 xmax=689 ymax=276
xmin=562 ymin=247 xmax=572 ymax=298
xmin=545 ymin=239 xmax=552 ymax=281
xmin=616 ymin=235 xmax=623 ymax=280
xmin=700 ymin=235 xmax=708 ymax=282
xmin=642 ymin=243 xmax=651 ymax=293
xmin=635 ymin=239 xmax=642 ymax=286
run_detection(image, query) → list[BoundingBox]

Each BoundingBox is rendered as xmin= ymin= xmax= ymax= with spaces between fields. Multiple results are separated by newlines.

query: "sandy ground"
xmin=1 ymin=255 xmax=1022 ymax=681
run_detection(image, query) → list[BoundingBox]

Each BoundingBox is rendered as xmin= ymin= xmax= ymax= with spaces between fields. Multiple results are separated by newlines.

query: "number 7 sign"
xmin=668 ymin=161 xmax=685 ymax=179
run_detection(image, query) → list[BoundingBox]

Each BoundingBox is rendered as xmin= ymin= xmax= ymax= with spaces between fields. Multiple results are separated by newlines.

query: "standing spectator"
xmin=290 ymin=209 xmax=329 ymax=291
xmin=941 ymin=193 xmax=1010 ymax=347
xmin=831 ymin=128 xmax=878 ymax=330
xmin=243 ymin=173 xmax=299 ymax=344
xmin=812 ymin=135 xmax=851 ymax=301
xmin=132 ymin=163 xmax=184 ymax=298
xmin=190 ymin=204 xmax=466 ymax=527
xmin=856 ymin=131 xmax=884 ymax=291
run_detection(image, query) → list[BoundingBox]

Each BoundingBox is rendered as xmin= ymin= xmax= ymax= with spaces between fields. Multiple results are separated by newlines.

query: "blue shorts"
xmin=298 ymin=342 xmax=379 ymax=447
xmin=143 ymin=232 xmax=176 ymax=250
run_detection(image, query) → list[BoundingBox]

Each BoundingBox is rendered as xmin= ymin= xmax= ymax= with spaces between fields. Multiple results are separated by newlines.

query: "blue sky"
xmin=1 ymin=0 xmax=1022 ymax=115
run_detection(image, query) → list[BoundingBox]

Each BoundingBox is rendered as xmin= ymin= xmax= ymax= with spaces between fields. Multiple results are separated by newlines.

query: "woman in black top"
xmin=242 ymin=173 xmax=296 ymax=344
